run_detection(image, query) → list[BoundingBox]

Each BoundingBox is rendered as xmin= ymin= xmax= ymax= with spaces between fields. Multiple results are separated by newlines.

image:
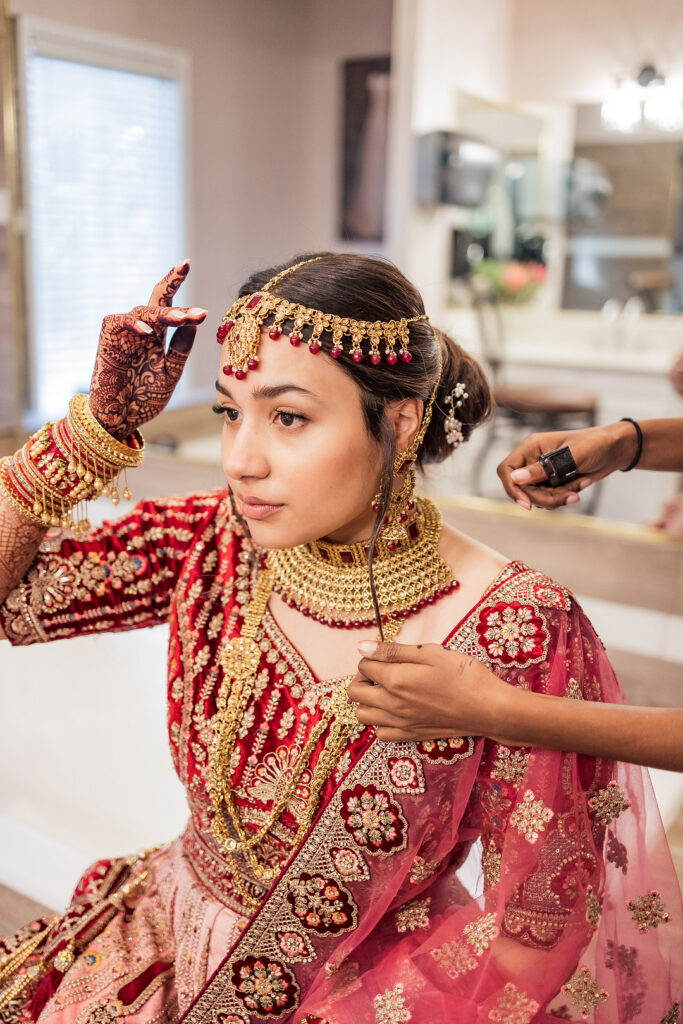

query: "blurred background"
xmin=0 ymin=0 xmax=681 ymax=921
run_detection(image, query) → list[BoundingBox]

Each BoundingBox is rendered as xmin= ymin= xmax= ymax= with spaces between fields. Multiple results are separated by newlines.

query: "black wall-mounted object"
xmin=416 ymin=130 xmax=499 ymax=207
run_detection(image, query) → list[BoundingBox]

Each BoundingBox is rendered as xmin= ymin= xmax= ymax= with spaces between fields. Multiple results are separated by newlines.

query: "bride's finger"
xmin=149 ymin=259 xmax=191 ymax=307
xmin=131 ymin=304 xmax=207 ymax=329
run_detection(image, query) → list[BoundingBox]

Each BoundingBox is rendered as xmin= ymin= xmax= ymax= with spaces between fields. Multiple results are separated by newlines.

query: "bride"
xmin=0 ymin=252 xmax=680 ymax=1023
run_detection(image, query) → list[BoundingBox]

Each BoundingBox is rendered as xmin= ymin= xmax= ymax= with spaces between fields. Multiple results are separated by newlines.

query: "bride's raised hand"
xmin=89 ymin=259 xmax=207 ymax=440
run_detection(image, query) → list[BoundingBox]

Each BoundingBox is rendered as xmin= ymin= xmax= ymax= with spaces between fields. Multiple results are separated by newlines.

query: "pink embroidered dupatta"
xmin=180 ymin=566 xmax=683 ymax=1024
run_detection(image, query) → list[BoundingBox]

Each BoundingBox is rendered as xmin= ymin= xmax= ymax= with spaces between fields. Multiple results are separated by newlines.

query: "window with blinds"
xmin=19 ymin=19 xmax=189 ymax=422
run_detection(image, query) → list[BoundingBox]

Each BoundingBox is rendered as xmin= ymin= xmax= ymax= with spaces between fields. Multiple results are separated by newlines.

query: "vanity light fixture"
xmin=602 ymin=65 xmax=683 ymax=133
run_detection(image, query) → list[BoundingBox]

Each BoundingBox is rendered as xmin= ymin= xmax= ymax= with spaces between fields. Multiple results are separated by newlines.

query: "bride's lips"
xmin=236 ymin=494 xmax=285 ymax=520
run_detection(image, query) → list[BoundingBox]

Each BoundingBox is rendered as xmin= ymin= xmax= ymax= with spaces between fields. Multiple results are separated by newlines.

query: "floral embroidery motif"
xmin=464 ymin=912 xmax=498 ymax=955
xmin=588 ymin=781 xmax=630 ymax=825
xmin=482 ymin=840 xmax=502 ymax=888
xmin=395 ymin=897 xmax=431 ymax=933
xmin=286 ymin=873 xmax=356 ymax=935
xmin=586 ymin=887 xmax=602 ymax=928
xmin=549 ymin=853 xmax=596 ymax=909
xmin=409 ymin=855 xmax=440 ymax=884
xmin=661 ymin=1005 xmax=680 ymax=1024
xmin=416 ymin=736 xmax=474 ymax=762
xmin=276 ymin=929 xmax=314 ymax=963
xmin=477 ymin=601 xmax=549 ymax=666
xmin=510 ymin=789 xmax=554 ymax=843
xmin=533 ymin=581 xmax=569 ymax=609
xmin=373 ymin=982 xmax=411 ymax=1023
xmin=565 ymin=677 xmax=583 ymax=700
xmin=488 ymin=983 xmax=539 ymax=1023
xmin=329 ymin=846 xmax=368 ymax=882
xmin=430 ymin=939 xmax=478 ymax=979
xmin=562 ymin=966 xmax=608 ymax=1015
xmin=246 ymin=745 xmax=312 ymax=817
xmin=230 ymin=956 xmax=299 ymax=1017
xmin=491 ymin=746 xmax=529 ymax=785
xmin=387 ymin=756 xmax=423 ymax=793
xmin=606 ymin=829 xmax=628 ymax=873
xmin=340 ymin=785 xmax=406 ymax=855
xmin=627 ymin=890 xmax=670 ymax=932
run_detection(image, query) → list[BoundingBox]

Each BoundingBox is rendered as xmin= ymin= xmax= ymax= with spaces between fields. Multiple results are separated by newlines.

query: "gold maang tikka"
xmin=216 ymin=257 xmax=430 ymax=378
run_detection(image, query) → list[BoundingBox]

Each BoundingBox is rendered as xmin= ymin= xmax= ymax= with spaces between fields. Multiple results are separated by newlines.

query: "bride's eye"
xmin=276 ymin=410 xmax=307 ymax=428
xmin=211 ymin=404 xmax=240 ymax=422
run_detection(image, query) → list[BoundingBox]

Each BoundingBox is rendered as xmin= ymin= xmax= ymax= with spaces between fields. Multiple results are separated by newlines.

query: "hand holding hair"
xmin=351 ymin=641 xmax=683 ymax=772
xmin=350 ymin=640 xmax=505 ymax=743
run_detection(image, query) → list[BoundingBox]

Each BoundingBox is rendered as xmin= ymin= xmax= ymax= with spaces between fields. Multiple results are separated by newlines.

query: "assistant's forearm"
xmin=0 ymin=495 xmax=46 ymax=606
xmin=494 ymin=687 xmax=683 ymax=772
xmin=631 ymin=418 xmax=683 ymax=472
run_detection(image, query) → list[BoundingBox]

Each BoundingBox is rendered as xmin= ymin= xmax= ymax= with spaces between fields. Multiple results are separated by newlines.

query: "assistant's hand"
xmin=90 ymin=260 xmax=208 ymax=440
xmin=496 ymin=423 xmax=637 ymax=511
xmin=348 ymin=640 xmax=511 ymax=743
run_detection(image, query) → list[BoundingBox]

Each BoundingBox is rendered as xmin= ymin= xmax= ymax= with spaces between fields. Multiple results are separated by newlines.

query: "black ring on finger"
xmin=538 ymin=445 xmax=579 ymax=487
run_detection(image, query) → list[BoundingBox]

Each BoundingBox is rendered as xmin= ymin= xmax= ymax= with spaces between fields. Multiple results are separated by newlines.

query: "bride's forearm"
xmin=494 ymin=686 xmax=683 ymax=772
xmin=0 ymin=495 xmax=46 ymax=608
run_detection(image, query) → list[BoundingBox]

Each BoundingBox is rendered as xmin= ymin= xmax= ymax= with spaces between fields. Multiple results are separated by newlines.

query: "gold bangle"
xmin=0 ymin=458 xmax=47 ymax=526
xmin=68 ymin=394 xmax=144 ymax=467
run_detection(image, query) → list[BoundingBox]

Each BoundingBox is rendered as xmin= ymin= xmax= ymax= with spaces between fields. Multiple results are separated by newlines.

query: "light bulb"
xmin=643 ymin=81 xmax=683 ymax=130
xmin=601 ymin=81 xmax=642 ymax=132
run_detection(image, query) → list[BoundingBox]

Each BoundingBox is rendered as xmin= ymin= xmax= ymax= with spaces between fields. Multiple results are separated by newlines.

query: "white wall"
xmin=510 ymin=0 xmax=683 ymax=102
xmin=301 ymin=0 xmax=393 ymax=255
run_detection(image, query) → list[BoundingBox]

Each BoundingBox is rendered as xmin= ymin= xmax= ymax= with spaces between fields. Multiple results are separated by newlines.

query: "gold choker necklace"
xmin=265 ymin=497 xmax=457 ymax=629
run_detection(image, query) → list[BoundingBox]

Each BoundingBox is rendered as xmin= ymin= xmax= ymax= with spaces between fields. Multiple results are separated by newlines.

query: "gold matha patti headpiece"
xmin=216 ymin=257 xmax=430 ymax=378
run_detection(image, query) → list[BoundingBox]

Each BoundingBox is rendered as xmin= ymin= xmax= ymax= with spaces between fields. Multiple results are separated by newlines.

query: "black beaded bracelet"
xmin=620 ymin=417 xmax=643 ymax=472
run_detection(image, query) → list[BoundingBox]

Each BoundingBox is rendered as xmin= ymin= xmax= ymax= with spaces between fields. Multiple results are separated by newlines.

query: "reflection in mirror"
xmin=564 ymin=104 xmax=683 ymax=312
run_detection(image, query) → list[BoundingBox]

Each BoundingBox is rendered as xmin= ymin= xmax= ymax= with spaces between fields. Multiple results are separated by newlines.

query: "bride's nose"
xmin=222 ymin=421 xmax=270 ymax=481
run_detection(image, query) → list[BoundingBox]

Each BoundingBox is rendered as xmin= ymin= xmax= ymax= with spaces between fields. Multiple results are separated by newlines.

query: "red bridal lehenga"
xmin=0 ymin=489 xmax=681 ymax=1024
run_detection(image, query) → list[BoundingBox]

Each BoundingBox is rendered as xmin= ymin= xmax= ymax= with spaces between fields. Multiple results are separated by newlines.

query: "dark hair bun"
xmin=419 ymin=327 xmax=493 ymax=466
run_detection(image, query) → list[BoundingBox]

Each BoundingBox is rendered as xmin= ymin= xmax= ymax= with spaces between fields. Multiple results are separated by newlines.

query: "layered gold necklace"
xmin=207 ymin=497 xmax=456 ymax=908
xmin=266 ymin=497 xmax=457 ymax=627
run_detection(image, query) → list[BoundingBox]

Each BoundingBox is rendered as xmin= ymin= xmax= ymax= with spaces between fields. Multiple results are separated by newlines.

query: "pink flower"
xmin=502 ymin=262 xmax=529 ymax=291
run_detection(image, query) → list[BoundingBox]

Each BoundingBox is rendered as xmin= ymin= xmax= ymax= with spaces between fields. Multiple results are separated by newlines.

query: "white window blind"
xmin=20 ymin=20 xmax=188 ymax=421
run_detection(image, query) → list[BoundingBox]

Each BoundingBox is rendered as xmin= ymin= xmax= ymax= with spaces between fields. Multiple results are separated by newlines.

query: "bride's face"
xmin=216 ymin=332 xmax=384 ymax=548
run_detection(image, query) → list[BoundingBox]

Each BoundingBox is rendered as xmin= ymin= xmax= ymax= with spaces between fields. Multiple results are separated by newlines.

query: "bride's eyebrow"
xmin=214 ymin=380 xmax=319 ymax=402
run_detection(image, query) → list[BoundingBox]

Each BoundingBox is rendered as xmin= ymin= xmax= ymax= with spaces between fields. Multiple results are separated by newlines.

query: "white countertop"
xmin=442 ymin=305 xmax=683 ymax=375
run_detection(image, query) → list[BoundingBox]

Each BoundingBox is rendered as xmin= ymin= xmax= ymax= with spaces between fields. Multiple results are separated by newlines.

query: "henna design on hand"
xmin=89 ymin=262 xmax=207 ymax=440
xmin=0 ymin=496 xmax=47 ymax=610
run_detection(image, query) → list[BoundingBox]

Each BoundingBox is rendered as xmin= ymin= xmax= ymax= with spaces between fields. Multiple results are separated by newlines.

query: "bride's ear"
xmin=385 ymin=397 xmax=424 ymax=454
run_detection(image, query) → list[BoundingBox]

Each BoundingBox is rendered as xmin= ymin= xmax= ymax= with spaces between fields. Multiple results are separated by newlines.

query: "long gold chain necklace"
xmin=207 ymin=501 xmax=454 ymax=907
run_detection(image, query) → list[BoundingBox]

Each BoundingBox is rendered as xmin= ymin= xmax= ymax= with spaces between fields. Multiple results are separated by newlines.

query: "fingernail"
xmin=168 ymin=309 xmax=186 ymax=319
xmin=135 ymin=320 xmax=154 ymax=334
xmin=358 ymin=641 xmax=377 ymax=656
xmin=579 ymin=479 xmax=592 ymax=490
xmin=177 ymin=257 xmax=190 ymax=270
xmin=188 ymin=307 xmax=208 ymax=316
xmin=515 ymin=498 xmax=531 ymax=511
xmin=566 ymin=493 xmax=580 ymax=504
xmin=511 ymin=469 xmax=531 ymax=484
